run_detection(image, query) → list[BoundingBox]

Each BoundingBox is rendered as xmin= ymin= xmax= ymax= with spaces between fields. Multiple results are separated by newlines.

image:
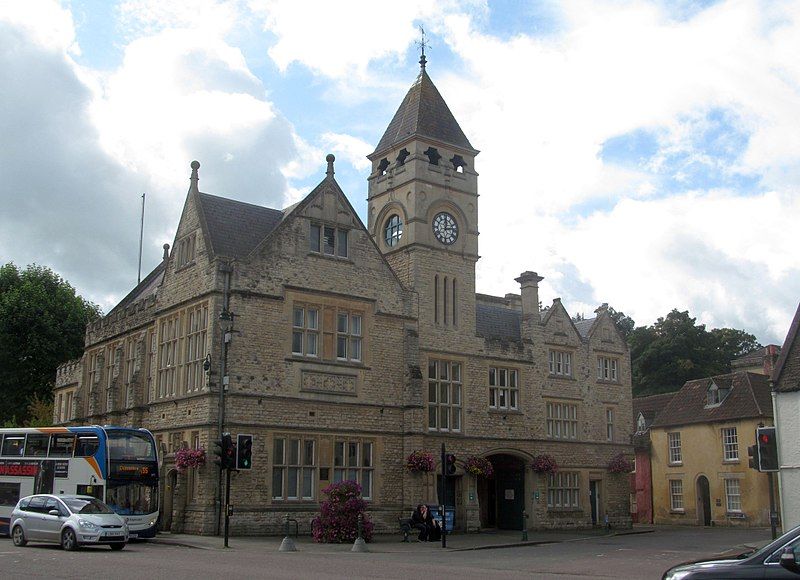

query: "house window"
xmin=106 ymin=346 xmax=119 ymax=412
xmin=636 ymin=412 xmax=647 ymax=433
xmin=606 ymin=408 xmax=614 ymax=441
xmin=668 ymin=432 xmax=682 ymax=464
xmin=310 ymin=223 xmax=348 ymax=258
xmin=147 ymin=330 xmax=156 ymax=403
xmin=722 ymin=427 xmax=739 ymax=461
xmin=547 ymin=472 xmax=580 ymax=508
xmin=185 ymin=303 xmax=208 ymax=392
xmin=272 ymin=438 xmax=315 ymax=500
xmin=125 ymin=339 xmax=136 ymax=385
xmin=548 ymin=350 xmax=572 ymax=377
xmin=725 ymin=478 xmax=742 ymax=512
xmin=87 ymin=351 xmax=100 ymax=390
xmin=596 ymin=356 xmax=618 ymax=381
xmin=546 ymin=402 xmax=577 ymax=439
xmin=157 ymin=314 xmax=180 ymax=398
xmin=428 ymin=360 xmax=462 ymax=432
xmin=384 ymin=215 xmax=403 ymax=247
xmin=489 ymin=367 xmax=519 ymax=410
xmin=292 ymin=307 xmax=319 ymax=357
xmin=707 ymin=382 xmax=730 ymax=407
xmin=333 ymin=441 xmax=373 ymax=500
xmin=669 ymin=479 xmax=684 ymax=511
xmin=336 ymin=312 xmax=362 ymax=362
xmin=64 ymin=391 xmax=74 ymax=421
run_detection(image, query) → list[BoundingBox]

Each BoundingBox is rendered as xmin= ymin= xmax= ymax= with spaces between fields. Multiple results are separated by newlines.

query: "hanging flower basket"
xmin=531 ymin=454 xmax=558 ymax=474
xmin=175 ymin=447 xmax=206 ymax=473
xmin=607 ymin=453 xmax=633 ymax=474
xmin=464 ymin=456 xmax=494 ymax=478
xmin=405 ymin=450 xmax=435 ymax=472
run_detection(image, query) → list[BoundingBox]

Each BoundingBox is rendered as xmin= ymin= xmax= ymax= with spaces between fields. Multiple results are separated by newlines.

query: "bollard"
xmin=351 ymin=513 xmax=369 ymax=552
xmin=278 ymin=514 xmax=297 ymax=552
xmin=521 ymin=510 xmax=529 ymax=542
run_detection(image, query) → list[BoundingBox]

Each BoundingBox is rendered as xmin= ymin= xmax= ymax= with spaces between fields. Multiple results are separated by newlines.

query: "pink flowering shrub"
xmin=607 ymin=453 xmax=633 ymax=474
xmin=175 ymin=448 xmax=206 ymax=473
xmin=311 ymin=480 xmax=373 ymax=543
xmin=531 ymin=454 xmax=558 ymax=474
xmin=464 ymin=456 xmax=494 ymax=478
xmin=405 ymin=450 xmax=435 ymax=472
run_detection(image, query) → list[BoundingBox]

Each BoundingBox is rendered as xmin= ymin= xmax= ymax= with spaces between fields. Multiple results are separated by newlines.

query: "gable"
xmin=774 ymin=302 xmax=800 ymax=392
xmin=542 ymin=299 xmax=582 ymax=344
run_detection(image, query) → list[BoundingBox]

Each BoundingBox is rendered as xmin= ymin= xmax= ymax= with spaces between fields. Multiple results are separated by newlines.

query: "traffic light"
xmin=757 ymin=426 xmax=779 ymax=472
xmin=213 ymin=433 xmax=236 ymax=470
xmin=237 ymin=434 xmax=253 ymax=470
xmin=748 ymin=444 xmax=759 ymax=470
xmin=445 ymin=453 xmax=456 ymax=476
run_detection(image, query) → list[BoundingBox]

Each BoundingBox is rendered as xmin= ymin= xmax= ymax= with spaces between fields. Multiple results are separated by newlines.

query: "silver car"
xmin=10 ymin=494 xmax=128 ymax=550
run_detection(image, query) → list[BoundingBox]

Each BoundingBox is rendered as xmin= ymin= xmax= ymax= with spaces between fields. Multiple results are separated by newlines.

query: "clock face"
xmin=432 ymin=212 xmax=458 ymax=245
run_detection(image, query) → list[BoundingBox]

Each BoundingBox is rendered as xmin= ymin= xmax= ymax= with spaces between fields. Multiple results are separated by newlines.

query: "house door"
xmin=161 ymin=470 xmax=177 ymax=531
xmin=589 ymin=480 xmax=600 ymax=525
xmin=492 ymin=455 xmax=525 ymax=530
xmin=697 ymin=476 xmax=711 ymax=526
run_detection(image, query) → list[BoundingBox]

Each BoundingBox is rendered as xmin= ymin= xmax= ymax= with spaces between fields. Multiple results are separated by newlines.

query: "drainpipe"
xmin=215 ymin=262 xmax=233 ymax=535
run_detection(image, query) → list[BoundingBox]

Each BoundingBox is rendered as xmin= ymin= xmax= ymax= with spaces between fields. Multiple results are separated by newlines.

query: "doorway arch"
xmin=696 ymin=475 xmax=711 ymax=526
xmin=479 ymin=454 xmax=526 ymax=530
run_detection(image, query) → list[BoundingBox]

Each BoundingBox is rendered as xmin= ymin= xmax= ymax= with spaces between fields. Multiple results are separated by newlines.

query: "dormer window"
xmin=636 ymin=412 xmax=647 ymax=433
xmin=706 ymin=381 xmax=730 ymax=407
xmin=423 ymin=147 xmax=441 ymax=166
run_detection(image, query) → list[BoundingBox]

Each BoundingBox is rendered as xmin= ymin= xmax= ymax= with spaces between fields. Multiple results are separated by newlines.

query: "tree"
xmin=607 ymin=307 xmax=635 ymax=339
xmin=630 ymin=309 xmax=762 ymax=396
xmin=0 ymin=263 xmax=101 ymax=424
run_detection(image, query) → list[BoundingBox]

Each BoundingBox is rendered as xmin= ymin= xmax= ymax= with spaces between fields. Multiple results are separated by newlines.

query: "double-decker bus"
xmin=0 ymin=426 xmax=159 ymax=538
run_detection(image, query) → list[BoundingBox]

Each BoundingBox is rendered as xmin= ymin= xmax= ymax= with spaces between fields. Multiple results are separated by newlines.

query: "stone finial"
xmin=163 ymin=243 xmax=170 ymax=261
xmin=190 ymin=160 xmax=200 ymax=190
xmin=326 ymin=154 xmax=335 ymax=176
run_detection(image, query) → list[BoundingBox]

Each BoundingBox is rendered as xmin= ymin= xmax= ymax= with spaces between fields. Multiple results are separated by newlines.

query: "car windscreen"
xmin=63 ymin=497 xmax=115 ymax=515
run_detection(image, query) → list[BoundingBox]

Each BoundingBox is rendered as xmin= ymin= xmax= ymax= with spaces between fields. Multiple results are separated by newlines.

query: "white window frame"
xmin=606 ymin=408 xmax=614 ymax=441
xmin=310 ymin=223 xmax=348 ymax=258
xmin=336 ymin=312 xmax=362 ymax=362
xmin=722 ymin=427 xmax=739 ymax=462
xmin=184 ymin=303 xmax=208 ymax=393
xmin=725 ymin=478 xmax=742 ymax=513
xmin=546 ymin=402 xmax=577 ymax=439
xmin=596 ymin=356 xmax=618 ymax=381
xmin=669 ymin=479 xmax=684 ymax=511
xmin=292 ymin=306 xmax=319 ymax=358
xmin=668 ymin=432 xmax=682 ymax=464
xmin=548 ymin=350 xmax=572 ymax=377
xmin=489 ymin=367 xmax=519 ymax=411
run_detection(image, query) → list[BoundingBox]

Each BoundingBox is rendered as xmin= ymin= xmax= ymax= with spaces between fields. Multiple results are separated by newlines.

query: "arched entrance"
xmin=479 ymin=454 xmax=526 ymax=530
xmin=161 ymin=469 xmax=177 ymax=531
xmin=696 ymin=476 xmax=711 ymax=526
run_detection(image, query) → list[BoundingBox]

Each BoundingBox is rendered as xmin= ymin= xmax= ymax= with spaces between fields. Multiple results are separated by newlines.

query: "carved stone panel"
xmin=301 ymin=371 xmax=357 ymax=396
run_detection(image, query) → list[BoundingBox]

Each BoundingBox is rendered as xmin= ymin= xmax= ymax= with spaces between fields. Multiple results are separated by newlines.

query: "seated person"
xmin=411 ymin=504 xmax=441 ymax=542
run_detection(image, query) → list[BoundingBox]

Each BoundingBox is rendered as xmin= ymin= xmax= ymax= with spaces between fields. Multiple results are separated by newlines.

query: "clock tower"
xmin=367 ymin=54 xmax=480 ymax=343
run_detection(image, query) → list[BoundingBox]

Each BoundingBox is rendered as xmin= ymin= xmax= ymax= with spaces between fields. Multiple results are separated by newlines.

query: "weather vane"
xmin=415 ymin=25 xmax=429 ymax=70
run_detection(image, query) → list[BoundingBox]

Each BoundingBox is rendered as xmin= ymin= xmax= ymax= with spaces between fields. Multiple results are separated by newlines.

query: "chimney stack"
xmin=515 ymin=271 xmax=544 ymax=323
xmin=764 ymin=345 xmax=781 ymax=377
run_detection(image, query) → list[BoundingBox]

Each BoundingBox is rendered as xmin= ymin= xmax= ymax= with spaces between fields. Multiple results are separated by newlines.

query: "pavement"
xmin=149 ymin=524 xmax=656 ymax=553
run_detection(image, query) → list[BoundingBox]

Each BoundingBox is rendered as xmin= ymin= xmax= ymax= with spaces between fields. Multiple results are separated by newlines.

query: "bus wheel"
xmin=62 ymin=528 xmax=79 ymax=551
xmin=12 ymin=526 xmax=27 ymax=547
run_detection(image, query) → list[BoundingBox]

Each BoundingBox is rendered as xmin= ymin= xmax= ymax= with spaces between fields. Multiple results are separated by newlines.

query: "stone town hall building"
xmin=53 ymin=60 xmax=633 ymax=535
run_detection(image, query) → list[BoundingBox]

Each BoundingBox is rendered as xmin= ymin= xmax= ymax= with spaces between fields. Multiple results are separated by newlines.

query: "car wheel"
xmin=109 ymin=543 xmax=125 ymax=551
xmin=61 ymin=528 xmax=79 ymax=551
xmin=12 ymin=525 xmax=27 ymax=547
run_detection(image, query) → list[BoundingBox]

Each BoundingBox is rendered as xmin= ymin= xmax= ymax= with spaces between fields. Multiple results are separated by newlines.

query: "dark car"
xmin=663 ymin=525 xmax=800 ymax=579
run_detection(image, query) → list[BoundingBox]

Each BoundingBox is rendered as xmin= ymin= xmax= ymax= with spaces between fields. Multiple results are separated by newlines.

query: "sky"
xmin=1 ymin=0 xmax=799 ymax=346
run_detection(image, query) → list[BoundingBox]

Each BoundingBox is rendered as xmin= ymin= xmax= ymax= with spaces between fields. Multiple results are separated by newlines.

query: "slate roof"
xmin=106 ymin=260 xmax=165 ymax=316
xmin=650 ymin=371 xmax=772 ymax=429
xmin=475 ymin=303 xmax=521 ymax=341
xmin=373 ymin=69 xmax=475 ymax=156
xmin=573 ymin=318 xmax=595 ymax=338
xmin=197 ymin=192 xmax=284 ymax=259
xmin=632 ymin=392 xmax=677 ymax=432
xmin=773 ymin=302 xmax=800 ymax=392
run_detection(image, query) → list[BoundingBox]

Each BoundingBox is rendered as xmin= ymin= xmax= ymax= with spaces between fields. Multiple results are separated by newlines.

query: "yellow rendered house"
xmin=649 ymin=371 xmax=778 ymax=526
